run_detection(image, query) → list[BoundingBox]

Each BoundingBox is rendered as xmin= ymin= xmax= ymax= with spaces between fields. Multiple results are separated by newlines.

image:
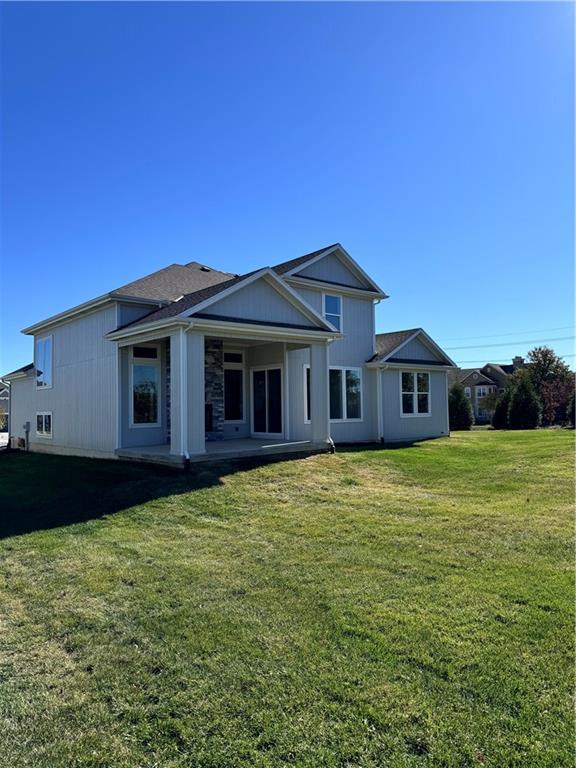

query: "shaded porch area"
xmin=116 ymin=437 xmax=328 ymax=467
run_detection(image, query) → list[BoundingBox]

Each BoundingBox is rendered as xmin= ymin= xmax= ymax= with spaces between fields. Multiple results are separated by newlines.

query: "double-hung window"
xmin=401 ymin=371 xmax=430 ymax=416
xmin=224 ymin=351 xmax=244 ymax=422
xmin=323 ymin=294 xmax=342 ymax=331
xmin=36 ymin=412 xmax=52 ymax=438
xmin=304 ymin=365 xmax=362 ymax=422
xmin=35 ymin=336 xmax=53 ymax=389
xmin=131 ymin=345 xmax=161 ymax=426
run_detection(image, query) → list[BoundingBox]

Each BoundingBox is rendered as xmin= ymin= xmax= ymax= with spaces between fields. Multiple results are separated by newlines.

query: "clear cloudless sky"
xmin=1 ymin=1 xmax=574 ymax=373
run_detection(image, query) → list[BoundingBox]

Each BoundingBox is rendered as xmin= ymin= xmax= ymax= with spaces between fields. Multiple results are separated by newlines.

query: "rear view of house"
xmin=4 ymin=244 xmax=456 ymax=464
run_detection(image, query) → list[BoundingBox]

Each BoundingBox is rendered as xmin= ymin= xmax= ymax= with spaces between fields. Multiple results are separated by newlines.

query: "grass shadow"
xmin=0 ymin=449 xmax=310 ymax=540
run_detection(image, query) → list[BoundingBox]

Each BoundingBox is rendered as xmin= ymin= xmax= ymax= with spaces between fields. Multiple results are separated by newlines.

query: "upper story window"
xmin=323 ymin=294 xmax=342 ymax=331
xmin=464 ymin=387 xmax=471 ymax=398
xmin=131 ymin=345 xmax=160 ymax=427
xmin=35 ymin=336 xmax=53 ymax=389
xmin=401 ymin=371 xmax=430 ymax=417
xmin=476 ymin=385 xmax=489 ymax=400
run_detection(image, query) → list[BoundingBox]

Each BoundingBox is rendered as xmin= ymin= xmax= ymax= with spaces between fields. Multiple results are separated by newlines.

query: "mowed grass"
xmin=0 ymin=430 xmax=573 ymax=768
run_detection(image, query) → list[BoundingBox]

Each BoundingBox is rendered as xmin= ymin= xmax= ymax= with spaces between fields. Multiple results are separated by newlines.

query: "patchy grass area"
xmin=0 ymin=430 xmax=573 ymax=767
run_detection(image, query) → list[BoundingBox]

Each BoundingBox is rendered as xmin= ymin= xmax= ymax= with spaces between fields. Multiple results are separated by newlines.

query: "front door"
xmin=251 ymin=367 xmax=283 ymax=436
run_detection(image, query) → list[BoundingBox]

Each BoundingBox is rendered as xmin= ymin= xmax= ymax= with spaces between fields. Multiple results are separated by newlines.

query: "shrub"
xmin=449 ymin=383 xmax=474 ymax=430
xmin=568 ymin=390 xmax=575 ymax=428
xmin=507 ymin=373 xmax=541 ymax=429
xmin=492 ymin=389 xmax=511 ymax=429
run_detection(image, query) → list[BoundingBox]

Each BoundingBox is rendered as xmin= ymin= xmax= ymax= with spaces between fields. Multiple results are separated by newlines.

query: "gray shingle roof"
xmin=3 ymin=363 xmax=34 ymax=378
xmin=116 ymin=272 xmax=258 ymax=330
xmin=112 ymin=262 xmax=235 ymax=302
xmin=369 ymin=329 xmax=420 ymax=362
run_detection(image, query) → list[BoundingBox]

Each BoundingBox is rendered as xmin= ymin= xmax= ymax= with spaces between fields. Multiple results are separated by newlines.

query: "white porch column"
xmin=186 ymin=330 xmax=206 ymax=455
xmin=309 ymin=341 xmax=330 ymax=444
xmin=169 ymin=331 xmax=184 ymax=456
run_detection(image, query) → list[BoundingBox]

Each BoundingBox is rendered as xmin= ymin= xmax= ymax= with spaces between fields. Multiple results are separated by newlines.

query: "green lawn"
xmin=0 ymin=430 xmax=573 ymax=768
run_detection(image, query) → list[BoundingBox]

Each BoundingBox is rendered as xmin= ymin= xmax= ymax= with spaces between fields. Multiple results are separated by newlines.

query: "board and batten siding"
xmin=288 ymin=283 xmax=379 ymax=443
xmin=296 ymin=252 xmax=366 ymax=290
xmin=12 ymin=305 xmax=119 ymax=457
xmin=205 ymin=279 xmax=316 ymax=327
xmin=380 ymin=369 xmax=449 ymax=443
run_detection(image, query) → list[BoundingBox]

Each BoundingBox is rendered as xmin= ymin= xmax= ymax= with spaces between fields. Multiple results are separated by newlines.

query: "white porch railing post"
xmin=309 ymin=341 xmax=330 ymax=444
xmin=186 ymin=330 xmax=206 ymax=455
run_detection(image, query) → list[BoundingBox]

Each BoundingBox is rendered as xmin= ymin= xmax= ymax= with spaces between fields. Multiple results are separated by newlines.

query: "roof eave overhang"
xmin=22 ymin=293 xmax=168 ymax=336
xmin=283 ymin=275 xmax=388 ymax=301
xmin=284 ymin=244 xmax=386 ymax=295
xmin=367 ymin=361 xmax=456 ymax=370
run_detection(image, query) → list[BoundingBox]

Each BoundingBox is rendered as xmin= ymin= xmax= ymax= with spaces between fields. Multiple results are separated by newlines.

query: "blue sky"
xmin=1 ymin=1 xmax=573 ymax=373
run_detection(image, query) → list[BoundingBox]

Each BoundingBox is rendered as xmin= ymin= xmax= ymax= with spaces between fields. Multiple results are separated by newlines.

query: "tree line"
xmin=449 ymin=346 xmax=575 ymax=431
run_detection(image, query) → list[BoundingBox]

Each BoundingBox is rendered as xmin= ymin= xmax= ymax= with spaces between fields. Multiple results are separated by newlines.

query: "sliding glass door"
xmin=251 ymin=367 xmax=283 ymax=436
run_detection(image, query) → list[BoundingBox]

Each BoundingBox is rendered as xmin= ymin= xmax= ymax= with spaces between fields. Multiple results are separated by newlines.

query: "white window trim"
xmin=35 ymin=334 xmax=53 ymax=390
xmin=322 ymin=293 xmax=343 ymax=333
xmin=399 ymin=370 xmax=431 ymax=418
xmin=304 ymin=364 xmax=363 ymax=423
xmin=130 ymin=343 xmax=161 ymax=428
xmin=223 ymin=350 xmax=246 ymax=424
xmin=36 ymin=411 xmax=53 ymax=439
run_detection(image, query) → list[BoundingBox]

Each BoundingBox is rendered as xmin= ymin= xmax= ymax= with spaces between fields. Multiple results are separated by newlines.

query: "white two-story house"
xmin=5 ymin=244 xmax=456 ymax=464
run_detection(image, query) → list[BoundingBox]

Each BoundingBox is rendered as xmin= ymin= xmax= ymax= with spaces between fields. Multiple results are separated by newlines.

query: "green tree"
xmin=492 ymin=388 xmax=511 ymax=429
xmin=449 ymin=383 xmax=474 ymax=430
xmin=508 ymin=371 xmax=541 ymax=429
xmin=527 ymin=346 xmax=573 ymax=425
xmin=568 ymin=390 xmax=575 ymax=428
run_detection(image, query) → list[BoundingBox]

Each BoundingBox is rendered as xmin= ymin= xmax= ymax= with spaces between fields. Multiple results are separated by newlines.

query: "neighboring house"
xmin=0 ymin=380 xmax=9 ymax=431
xmin=449 ymin=357 xmax=525 ymax=423
xmin=4 ymin=244 xmax=456 ymax=464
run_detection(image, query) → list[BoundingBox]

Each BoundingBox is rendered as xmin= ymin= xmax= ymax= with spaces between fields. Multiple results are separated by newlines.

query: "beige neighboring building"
xmin=449 ymin=357 xmax=525 ymax=424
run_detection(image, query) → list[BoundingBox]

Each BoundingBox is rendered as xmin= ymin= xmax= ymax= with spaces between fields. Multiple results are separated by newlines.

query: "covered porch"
xmin=112 ymin=319 xmax=334 ymax=466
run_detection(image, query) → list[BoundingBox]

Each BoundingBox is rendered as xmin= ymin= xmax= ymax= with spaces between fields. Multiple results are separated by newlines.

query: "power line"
xmin=440 ymin=325 xmax=574 ymax=342
xmin=445 ymin=335 xmax=575 ymax=351
xmin=455 ymin=353 xmax=576 ymax=364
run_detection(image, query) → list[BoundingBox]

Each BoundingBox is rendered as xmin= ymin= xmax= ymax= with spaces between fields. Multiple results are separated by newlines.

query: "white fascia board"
xmin=22 ymin=294 xmax=113 ymax=335
xmin=284 ymin=275 xmax=388 ymax=301
xmin=183 ymin=268 xmax=335 ymax=332
xmin=285 ymin=243 xmax=387 ymax=296
xmin=22 ymin=293 xmax=167 ymax=336
xmin=106 ymin=318 xmax=191 ymax=343
xmin=2 ymin=371 xmax=29 ymax=381
xmin=369 ymin=362 xmax=456 ymax=371
xmin=190 ymin=317 xmax=342 ymax=343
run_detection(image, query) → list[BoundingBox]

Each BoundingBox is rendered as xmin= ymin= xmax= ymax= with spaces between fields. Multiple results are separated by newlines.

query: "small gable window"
xmin=401 ymin=371 xmax=430 ymax=417
xmin=323 ymin=294 xmax=342 ymax=331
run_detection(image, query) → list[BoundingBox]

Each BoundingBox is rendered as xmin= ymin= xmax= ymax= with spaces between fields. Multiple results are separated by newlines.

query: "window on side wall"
xmin=131 ymin=345 xmax=160 ymax=426
xmin=35 ymin=336 xmax=53 ymax=389
xmin=323 ymin=294 xmax=342 ymax=331
xmin=36 ymin=412 xmax=52 ymax=438
xmin=304 ymin=365 xmax=362 ymax=422
xmin=401 ymin=371 xmax=430 ymax=416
